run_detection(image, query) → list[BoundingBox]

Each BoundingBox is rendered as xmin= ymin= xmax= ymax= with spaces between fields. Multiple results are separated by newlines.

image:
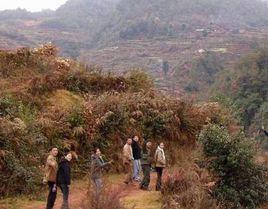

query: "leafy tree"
xmin=219 ymin=48 xmax=268 ymax=131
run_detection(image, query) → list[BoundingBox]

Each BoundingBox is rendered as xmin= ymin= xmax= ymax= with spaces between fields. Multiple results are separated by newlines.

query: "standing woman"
xmin=154 ymin=142 xmax=166 ymax=191
xmin=90 ymin=148 xmax=112 ymax=193
xmin=56 ymin=152 xmax=73 ymax=209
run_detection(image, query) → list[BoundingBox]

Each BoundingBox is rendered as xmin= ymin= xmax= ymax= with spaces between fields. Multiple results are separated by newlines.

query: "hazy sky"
xmin=0 ymin=0 xmax=68 ymax=12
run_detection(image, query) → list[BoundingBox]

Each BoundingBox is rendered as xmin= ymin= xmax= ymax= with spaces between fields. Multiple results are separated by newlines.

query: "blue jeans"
xmin=92 ymin=178 xmax=102 ymax=194
xmin=133 ymin=159 xmax=141 ymax=180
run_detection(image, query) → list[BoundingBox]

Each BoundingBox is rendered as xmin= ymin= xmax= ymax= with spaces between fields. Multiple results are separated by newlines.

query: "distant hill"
xmin=1 ymin=0 xmax=268 ymax=48
xmin=0 ymin=0 xmax=268 ymax=97
xmin=92 ymin=0 xmax=268 ymax=45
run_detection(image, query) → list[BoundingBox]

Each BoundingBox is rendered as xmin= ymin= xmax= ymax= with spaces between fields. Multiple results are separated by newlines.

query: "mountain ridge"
xmin=0 ymin=0 xmax=268 ymax=96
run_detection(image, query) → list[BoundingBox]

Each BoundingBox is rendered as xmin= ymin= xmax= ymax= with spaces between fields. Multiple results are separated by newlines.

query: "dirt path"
xmin=121 ymin=172 xmax=162 ymax=209
xmin=0 ymin=173 xmax=162 ymax=209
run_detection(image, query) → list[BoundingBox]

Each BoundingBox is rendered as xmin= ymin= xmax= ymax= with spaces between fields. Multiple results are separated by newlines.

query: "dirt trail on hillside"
xmin=20 ymin=173 xmax=161 ymax=209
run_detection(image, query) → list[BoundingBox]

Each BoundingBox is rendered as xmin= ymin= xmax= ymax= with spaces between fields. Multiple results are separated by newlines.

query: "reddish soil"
xmin=22 ymin=172 xmax=159 ymax=209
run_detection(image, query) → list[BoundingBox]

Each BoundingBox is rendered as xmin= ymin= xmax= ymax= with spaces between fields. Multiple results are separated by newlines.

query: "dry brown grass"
xmin=81 ymin=183 xmax=125 ymax=209
xmin=160 ymin=147 xmax=219 ymax=209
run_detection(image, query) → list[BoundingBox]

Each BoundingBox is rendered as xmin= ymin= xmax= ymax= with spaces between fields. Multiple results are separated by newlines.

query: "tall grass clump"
xmin=161 ymin=167 xmax=218 ymax=209
xmin=81 ymin=184 xmax=124 ymax=209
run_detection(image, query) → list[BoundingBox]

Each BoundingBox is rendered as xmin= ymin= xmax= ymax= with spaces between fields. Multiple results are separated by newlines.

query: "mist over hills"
xmin=0 ymin=0 xmax=268 ymax=96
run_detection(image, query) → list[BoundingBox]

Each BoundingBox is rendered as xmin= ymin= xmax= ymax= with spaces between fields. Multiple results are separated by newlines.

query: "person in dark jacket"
xmin=140 ymin=141 xmax=153 ymax=190
xmin=90 ymin=148 xmax=112 ymax=194
xmin=131 ymin=136 xmax=142 ymax=181
xmin=261 ymin=126 xmax=268 ymax=137
xmin=56 ymin=152 xmax=72 ymax=209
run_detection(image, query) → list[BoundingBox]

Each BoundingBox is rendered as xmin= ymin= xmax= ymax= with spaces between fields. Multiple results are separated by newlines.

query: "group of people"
xmin=44 ymin=148 xmax=73 ymax=209
xmin=44 ymin=136 xmax=166 ymax=209
xmin=123 ymin=136 xmax=166 ymax=191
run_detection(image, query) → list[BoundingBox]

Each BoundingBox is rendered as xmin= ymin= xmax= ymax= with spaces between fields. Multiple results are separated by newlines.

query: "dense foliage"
xmin=184 ymin=52 xmax=224 ymax=93
xmin=199 ymin=124 xmax=268 ymax=208
xmin=214 ymin=48 xmax=268 ymax=136
xmin=0 ymin=44 xmax=217 ymax=196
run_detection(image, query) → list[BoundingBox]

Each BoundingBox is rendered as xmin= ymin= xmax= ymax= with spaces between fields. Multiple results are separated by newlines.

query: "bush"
xmin=162 ymin=168 xmax=218 ymax=209
xmin=0 ymin=118 xmax=43 ymax=196
xmin=63 ymin=70 xmax=128 ymax=94
xmin=81 ymin=184 xmax=124 ymax=209
xmin=199 ymin=124 xmax=268 ymax=208
xmin=125 ymin=70 xmax=153 ymax=92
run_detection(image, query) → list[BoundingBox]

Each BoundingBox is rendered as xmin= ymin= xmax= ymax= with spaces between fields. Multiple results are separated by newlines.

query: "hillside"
xmin=1 ymin=45 xmax=267 ymax=209
xmin=1 ymin=44 xmax=222 ymax=196
xmin=1 ymin=0 xmax=268 ymax=96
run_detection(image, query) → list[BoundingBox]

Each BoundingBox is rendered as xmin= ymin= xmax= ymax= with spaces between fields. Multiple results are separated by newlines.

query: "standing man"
xmin=155 ymin=142 xmax=166 ymax=191
xmin=91 ymin=148 xmax=113 ymax=193
xmin=44 ymin=147 xmax=58 ymax=209
xmin=56 ymin=151 xmax=73 ymax=209
xmin=140 ymin=141 xmax=153 ymax=190
xmin=132 ymin=136 xmax=142 ymax=182
xmin=123 ymin=138 xmax=133 ymax=184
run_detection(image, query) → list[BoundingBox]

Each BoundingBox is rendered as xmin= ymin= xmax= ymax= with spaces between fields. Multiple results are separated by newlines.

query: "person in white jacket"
xmin=123 ymin=138 xmax=133 ymax=184
xmin=154 ymin=142 xmax=166 ymax=191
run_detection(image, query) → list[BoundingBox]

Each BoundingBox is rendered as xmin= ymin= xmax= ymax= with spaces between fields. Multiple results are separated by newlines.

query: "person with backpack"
xmin=155 ymin=142 xmax=166 ymax=191
xmin=44 ymin=147 xmax=58 ymax=209
xmin=123 ymin=138 xmax=134 ymax=184
xmin=140 ymin=141 xmax=153 ymax=190
xmin=90 ymin=148 xmax=113 ymax=193
xmin=56 ymin=151 xmax=73 ymax=209
xmin=131 ymin=136 xmax=142 ymax=182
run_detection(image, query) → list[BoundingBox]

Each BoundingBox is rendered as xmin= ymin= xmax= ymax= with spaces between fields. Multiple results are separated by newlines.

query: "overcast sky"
xmin=0 ymin=0 xmax=68 ymax=12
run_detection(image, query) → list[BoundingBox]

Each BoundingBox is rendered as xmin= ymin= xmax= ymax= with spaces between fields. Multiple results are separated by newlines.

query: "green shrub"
xmin=125 ymin=70 xmax=153 ymax=92
xmin=68 ymin=106 xmax=86 ymax=128
xmin=199 ymin=124 xmax=268 ymax=208
xmin=0 ymin=118 xmax=43 ymax=196
xmin=141 ymin=109 xmax=168 ymax=139
xmin=0 ymin=97 xmax=15 ymax=117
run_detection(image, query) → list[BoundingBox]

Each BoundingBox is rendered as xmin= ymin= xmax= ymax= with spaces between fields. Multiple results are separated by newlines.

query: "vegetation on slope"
xmin=213 ymin=47 xmax=268 ymax=136
xmin=0 ymin=44 xmax=219 ymax=196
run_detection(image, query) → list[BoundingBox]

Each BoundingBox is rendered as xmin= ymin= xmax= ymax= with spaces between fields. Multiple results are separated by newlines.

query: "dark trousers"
xmin=155 ymin=167 xmax=164 ymax=191
xmin=140 ymin=164 xmax=151 ymax=189
xmin=46 ymin=181 xmax=57 ymax=209
xmin=59 ymin=184 xmax=69 ymax=209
